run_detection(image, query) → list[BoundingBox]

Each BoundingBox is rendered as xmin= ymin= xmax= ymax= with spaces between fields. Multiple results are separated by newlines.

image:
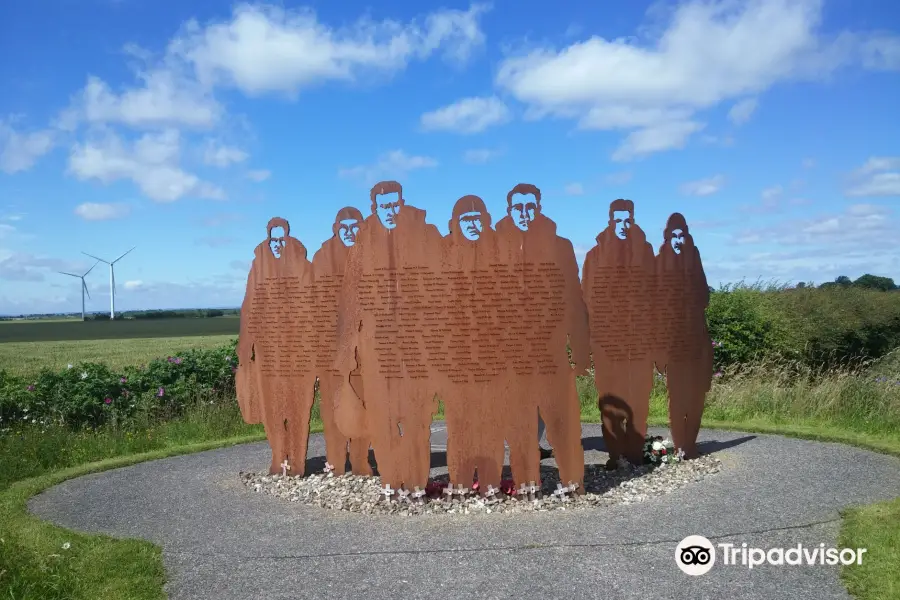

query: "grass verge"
xmin=0 ymin=401 xmax=325 ymax=599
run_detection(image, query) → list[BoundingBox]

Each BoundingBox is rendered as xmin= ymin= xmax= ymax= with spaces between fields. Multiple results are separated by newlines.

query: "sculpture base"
xmin=239 ymin=454 xmax=722 ymax=516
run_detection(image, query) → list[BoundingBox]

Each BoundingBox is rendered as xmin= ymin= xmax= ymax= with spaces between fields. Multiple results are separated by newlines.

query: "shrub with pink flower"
xmin=0 ymin=338 xmax=239 ymax=428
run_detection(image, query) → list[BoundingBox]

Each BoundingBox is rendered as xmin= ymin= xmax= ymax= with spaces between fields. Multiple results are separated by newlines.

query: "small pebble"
xmin=239 ymin=455 xmax=722 ymax=516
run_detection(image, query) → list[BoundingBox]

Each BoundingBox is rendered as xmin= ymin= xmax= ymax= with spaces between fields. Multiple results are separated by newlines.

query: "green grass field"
xmin=0 ymin=335 xmax=237 ymax=377
xmin=0 ymin=317 xmax=240 ymax=343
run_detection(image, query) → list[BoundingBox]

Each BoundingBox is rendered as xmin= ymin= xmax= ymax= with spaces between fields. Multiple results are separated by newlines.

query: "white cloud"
xmin=761 ymin=185 xmax=783 ymax=203
xmin=247 ymin=169 xmax=271 ymax=181
xmin=67 ymin=129 xmax=225 ymax=202
xmin=494 ymin=0 xmax=900 ymax=160
xmin=123 ymin=280 xmax=144 ymax=290
xmin=71 ymin=71 xmax=222 ymax=129
xmin=855 ymin=156 xmax=900 ymax=174
xmin=0 ymin=119 xmax=55 ymax=174
xmin=735 ymin=203 xmax=895 ymax=247
xmin=845 ymin=156 xmax=900 ymax=198
xmin=420 ymin=96 xmax=510 ymax=134
xmin=0 ymin=253 xmax=90 ymax=282
xmin=230 ymin=259 xmax=251 ymax=272
xmin=740 ymin=184 xmax=786 ymax=213
xmin=338 ymin=150 xmax=437 ymax=182
xmin=728 ymin=97 xmax=758 ymax=125
xmin=700 ymin=134 xmax=735 ymax=147
xmin=612 ymin=120 xmax=705 ymax=161
xmin=168 ymin=3 xmax=490 ymax=96
xmin=462 ymin=148 xmax=502 ymax=164
xmin=564 ymin=182 xmax=584 ymax=196
xmin=605 ymin=171 xmax=633 ymax=185
xmin=74 ymin=202 xmax=132 ymax=221
xmin=203 ymin=141 xmax=248 ymax=167
xmin=802 ymin=157 xmax=816 ymax=168
xmin=714 ymin=203 xmax=900 ymax=284
xmin=680 ymin=174 xmax=725 ymax=197
xmin=846 ymin=173 xmax=900 ymax=197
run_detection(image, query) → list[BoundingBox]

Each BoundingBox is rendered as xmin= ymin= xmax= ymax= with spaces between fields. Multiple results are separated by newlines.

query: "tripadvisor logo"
xmin=675 ymin=535 xmax=716 ymax=576
xmin=675 ymin=536 xmax=868 ymax=575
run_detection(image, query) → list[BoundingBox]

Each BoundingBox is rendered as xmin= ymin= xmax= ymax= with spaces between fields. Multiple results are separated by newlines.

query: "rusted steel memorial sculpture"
xmin=236 ymin=182 xmax=713 ymax=495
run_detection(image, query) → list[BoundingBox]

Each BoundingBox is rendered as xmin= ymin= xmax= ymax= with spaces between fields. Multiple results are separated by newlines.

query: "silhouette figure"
xmin=437 ymin=195 xmax=506 ymax=494
xmin=655 ymin=213 xmax=712 ymax=459
xmin=239 ymin=218 xmax=318 ymax=475
xmin=333 ymin=182 xmax=443 ymax=491
xmin=495 ymin=184 xmax=590 ymax=489
xmin=582 ymin=200 xmax=656 ymax=465
xmin=312 ymin=206 xmax=373 ymax=476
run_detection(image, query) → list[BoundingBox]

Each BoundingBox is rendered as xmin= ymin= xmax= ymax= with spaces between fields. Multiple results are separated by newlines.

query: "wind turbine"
xmin=81 ymin=247 xmax=135 ymax=320
xmin=58 ymin=260 xmax=100 ymax=321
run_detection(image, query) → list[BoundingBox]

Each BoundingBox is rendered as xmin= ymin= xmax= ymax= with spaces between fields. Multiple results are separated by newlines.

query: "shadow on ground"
xmin=581 ymin=434 xmax=756 ymax=454
xmin=301 ymin=435 xmax=753 ymax=495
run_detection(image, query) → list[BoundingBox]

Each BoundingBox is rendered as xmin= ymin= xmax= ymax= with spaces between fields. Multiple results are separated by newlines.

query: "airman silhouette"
xmin=333 ymin=182 xmax=443 ymax=491
xmin=438 ymin=195 xmax=506 ymax=494
xmin=312 ymin=206 xmax=373 ymax=476
xmin=582 ymin=200 xmax=656 ymax=466
xmin=655 ymin=213 xmax=712 ymax=459
xmin=239 ymin=218 xmax=318 ymax=475
xmin=495 ymin=184 xmax=590 ymax=489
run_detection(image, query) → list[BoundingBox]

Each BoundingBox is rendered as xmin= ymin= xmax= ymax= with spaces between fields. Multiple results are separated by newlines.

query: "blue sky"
xmin=1 ymin=0 xmax=899 ymax=315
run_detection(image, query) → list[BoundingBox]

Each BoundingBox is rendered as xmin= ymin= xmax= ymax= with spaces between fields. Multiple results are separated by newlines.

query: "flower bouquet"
xmin=643 ymin=435 xmax=684 ymax=466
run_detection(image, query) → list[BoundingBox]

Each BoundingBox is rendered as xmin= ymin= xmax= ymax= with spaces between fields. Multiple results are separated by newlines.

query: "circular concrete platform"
xmin=28 ymin=425 xmax=900 ymax=600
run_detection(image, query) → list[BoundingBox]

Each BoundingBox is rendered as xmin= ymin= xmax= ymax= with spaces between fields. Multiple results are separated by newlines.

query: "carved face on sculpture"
xmin=459 ymin=211 xmax=484 ymax=241
xmin=451 ymin=195 xmax=491 ymax=243
xmin=612 ymin=210 xmax=632 ymax=240
xmin=509 ymin=195 xmax=537 ymax=231
xmin=268 ymin=226 xmax=286 ymax=258
xmin=670 ymin=228 xmax=685 ymax=254
xmin=376 ymin=193 xmax=402 ymax=230
xmin=338 ymin=219 xmax=360 ymax=247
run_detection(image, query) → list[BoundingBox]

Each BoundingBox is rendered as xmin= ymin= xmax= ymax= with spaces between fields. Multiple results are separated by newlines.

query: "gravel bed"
xmin=239 ymin=455 xmax=722 ymax=516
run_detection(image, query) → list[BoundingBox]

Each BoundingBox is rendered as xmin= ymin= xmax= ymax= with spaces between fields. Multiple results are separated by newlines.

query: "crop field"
xmin=0 ymin=316 xmax=240 ymax=343
xmin=0 ymin=334 xmax=237 ymax=377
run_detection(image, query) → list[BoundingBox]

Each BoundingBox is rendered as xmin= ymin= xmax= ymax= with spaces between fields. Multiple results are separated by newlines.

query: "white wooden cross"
xmin=455 ymin=483 xmax=469 ymax=497
xmin=443 ymin=485 xmax=454 ymax=500
xmin=552 ymin=482 xmax=568 ymax=500
xmin=567 ymin=481 xmax=580 ymax=494
xmin=323 ymin=462 xmax=335 ymax=475
xmin=281 ymin=459 xmax=290 ymax=477
xmin=484 ymin=485 xmax=498 ymax=500
xmin=382 ymin=484 xmax=395 ymax=501
xmin=518 ymin=483 xmax=529 ymax=497
xmin=528 ymin=481 xmax=539 ymax=499
xmin=411 ymin=487 xmax=426 ymax=504
xmin=397 ymin=488 xmax=411 ymax=503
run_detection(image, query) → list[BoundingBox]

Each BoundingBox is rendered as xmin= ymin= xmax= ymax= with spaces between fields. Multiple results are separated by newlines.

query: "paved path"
xmin=29 ymin=425 xmax=900 ymax=600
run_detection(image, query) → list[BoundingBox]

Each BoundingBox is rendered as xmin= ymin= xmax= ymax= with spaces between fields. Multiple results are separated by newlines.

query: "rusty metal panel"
xmin=654 ymin=213 xmax=713 ymax=459
xmin=582 ymin=200 xmax=658 ymax=465
xmin=311 ymin=207 xmax=373 ymax=476
xmin=237 ymin=186 xmax=712 ymax=491
xmin=238 ymin=218 xmax=318 ymax=476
